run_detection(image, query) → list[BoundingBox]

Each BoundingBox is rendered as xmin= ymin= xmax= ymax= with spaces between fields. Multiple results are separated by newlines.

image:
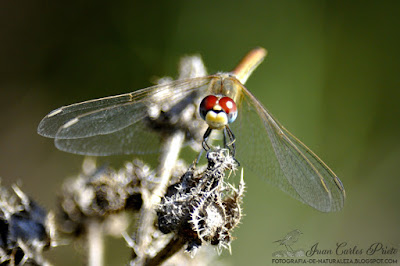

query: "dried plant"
xmin=0 ymin=54 xmax=246 ymax=266
xmin=0 ymin=184 xmax=56 ymax=265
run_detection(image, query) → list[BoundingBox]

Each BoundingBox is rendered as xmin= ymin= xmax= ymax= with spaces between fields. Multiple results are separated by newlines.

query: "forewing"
xmin=38 ymin=91 xmax=143 ymax=138
xmin=232 ymin=85 xmax=345 ymax=212
xmin=54 ymin=117 xmax=162 ymax=155
xmin=38 ymin=77 xmax=213 ymax=155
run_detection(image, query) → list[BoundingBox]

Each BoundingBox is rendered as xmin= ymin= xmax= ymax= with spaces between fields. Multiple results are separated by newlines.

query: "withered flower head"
xmin=157 ymin=148 xmax=245 ymax=254
xmin=0 ymin=184 xmax=55 ymax=265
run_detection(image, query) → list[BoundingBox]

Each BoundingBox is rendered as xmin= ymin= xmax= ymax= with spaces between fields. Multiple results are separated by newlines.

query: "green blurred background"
xmin=1 ymin=1 xmax=399 ymax=265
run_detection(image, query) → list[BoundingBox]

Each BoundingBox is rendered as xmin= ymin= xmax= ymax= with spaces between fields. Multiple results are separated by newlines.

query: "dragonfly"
xmin=38 ymin=47 xmax=345 ymax=212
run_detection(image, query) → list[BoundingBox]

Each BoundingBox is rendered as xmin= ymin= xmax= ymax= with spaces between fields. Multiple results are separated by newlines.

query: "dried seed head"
xmin=58 ymin=158 xmax=146 ymax=236
xmin=157 ymin=148 xmax=245 ymax=254
xmin=0 ymin=183 xmax=55 ymax=265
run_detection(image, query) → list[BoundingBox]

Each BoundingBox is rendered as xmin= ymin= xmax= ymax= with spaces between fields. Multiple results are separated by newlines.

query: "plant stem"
xmin=87 ymin=218 xmax=104 ymax=266
xmin=135 ymin=130 xmax=185 ymax=263
xmin=144 ymin=236 xmax=186 ymax=266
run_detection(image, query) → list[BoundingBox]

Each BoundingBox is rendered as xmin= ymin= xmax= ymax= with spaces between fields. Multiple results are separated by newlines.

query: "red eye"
xmin=219 ymin=97 xmax=236 ymax=114
xmin=219 ymin=97 xmax=237 ymax=123
xmin=199 ymin=95 xmax=218 ymax=120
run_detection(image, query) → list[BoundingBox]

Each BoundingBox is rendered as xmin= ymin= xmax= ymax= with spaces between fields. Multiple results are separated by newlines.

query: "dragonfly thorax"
xmin=199 ymin=95 xmax=237 ymax=130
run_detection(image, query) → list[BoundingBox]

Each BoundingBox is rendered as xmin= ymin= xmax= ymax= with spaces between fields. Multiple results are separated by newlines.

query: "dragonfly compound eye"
xmin=218 ymin=96 xmax=237 ymax=123
xmin=199 ymin=95 xmax=237 ymax=129
xmin=199 ymin=95 xmax=218 ymax=120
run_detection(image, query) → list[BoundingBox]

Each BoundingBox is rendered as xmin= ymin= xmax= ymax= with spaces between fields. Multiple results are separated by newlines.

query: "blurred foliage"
xmin=0 ymin=0 xmax=399 ymax=265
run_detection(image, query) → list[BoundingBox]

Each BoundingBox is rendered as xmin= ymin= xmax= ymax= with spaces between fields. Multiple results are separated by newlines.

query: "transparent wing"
xmin=232 ymin=84 xmax=345 ymax=212
xmin=38 ymin=77 xmax=213 ymax=155
xmin=54 ymin=118 xmax=162 ymax=155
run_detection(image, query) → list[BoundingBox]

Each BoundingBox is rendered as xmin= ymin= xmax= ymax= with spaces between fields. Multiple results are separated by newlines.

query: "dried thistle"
xmin=157 ymin=148 xmax=245 ymax=256
xmin=58 ymin=158 xmax=145 ymax=237
xmin=0 ymin=183 xmax=56 ymax=265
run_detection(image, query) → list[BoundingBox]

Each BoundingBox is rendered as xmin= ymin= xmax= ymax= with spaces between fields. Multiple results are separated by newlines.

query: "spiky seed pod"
xmin=157 ymin=148 xmax=245 ymax=254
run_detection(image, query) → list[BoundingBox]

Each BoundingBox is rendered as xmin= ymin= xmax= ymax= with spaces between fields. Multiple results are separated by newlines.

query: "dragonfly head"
xmin=199 ymin=95 xmax=237 ymax=129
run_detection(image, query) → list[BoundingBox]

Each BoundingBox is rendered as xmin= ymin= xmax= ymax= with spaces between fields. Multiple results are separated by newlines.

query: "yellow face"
xmin=204 ymin=104 xmax=229 ymax=130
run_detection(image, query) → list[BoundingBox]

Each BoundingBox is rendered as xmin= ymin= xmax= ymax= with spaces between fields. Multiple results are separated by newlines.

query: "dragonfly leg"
xmin=196 ymin=127 xmax=212 ymax=164
xmin=195 ymin=149 xmax=204 ymax=165
xmin=224 ymin=126 xmax=236 ymax=156
xmin=224 ymin=126 xmax=240 ymax=166
xmin=202 ymin=127 xmax=212 ymax=151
